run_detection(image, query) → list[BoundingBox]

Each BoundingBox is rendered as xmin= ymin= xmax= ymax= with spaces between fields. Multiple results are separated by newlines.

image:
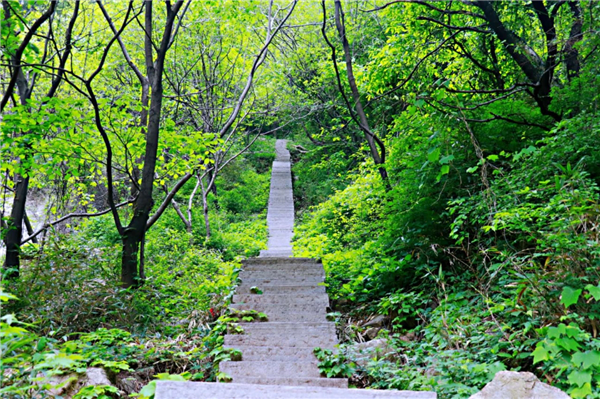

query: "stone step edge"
xmin=155 ymin=381 xmax=438 ymax=399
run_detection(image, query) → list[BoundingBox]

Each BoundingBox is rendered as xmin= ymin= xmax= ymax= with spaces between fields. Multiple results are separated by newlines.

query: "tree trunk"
xmin=121 ymin=231 xmax=142 ymax=288
xmin=333 ymin=0 xmax=390 ymax=186
xmin=200 ymin=177 xmax=211 ymax=239
xmin=118 ymin=1 xmax=184 ymax=288
xmin=3 ymin=175 xmax=29 ymax=278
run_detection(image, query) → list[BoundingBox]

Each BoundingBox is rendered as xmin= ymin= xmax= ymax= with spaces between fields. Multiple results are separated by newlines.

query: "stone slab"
xmin=220 ymin=361 xmax=321 ymax=378
xmin=235 ymin=285 xmax=326 ymax=295
xmin=224 ymin=345 xmax=328 ymax=361
xmin=224 ymin=333 xmax=337 ymax=348
xmin=156 ymin=381 xmax=437 ymax=398
xmin=233 ymin=294 xmax=330 ymax=306
xmin=223 ymin=376 xmax=348 ymax=389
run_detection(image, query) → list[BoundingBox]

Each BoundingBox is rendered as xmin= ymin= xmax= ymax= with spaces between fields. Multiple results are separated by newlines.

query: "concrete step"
xmin=230 ymin=302 xmax=328 ymax=314
xmin=239 ymin=277 xmax=324 ymax=286
xmin=243 ymin=258 xmax=318 ymax=266
xmin=241 ymin=266 xmax=323 ymax=274
xmin=225 ymin=376 xmax=348 ymax=388
xmin=259 ymin=250 xmax=293 ymax=258
xmin=220 ymin=361 xmax=321 ymax=379
xmin=239 ymin=311 xmax=328 ymax=322
xmin=237 ymin=321 xmax=335 ymax=333
xmin=225 ymin=333 xmax=337 ymax=348
xmin=223 ymin=345 xmax=327 ymax=361
xmin=241 ymin=263 xmax=323 ymax=271
xmin=230 ymin=307 xmax=327 ymax=322
xmin=156 ymin=381 xmax=437 ymax=399
xmin=238 ymin=270 xmax=324 ymax=281
xmin=236 ymin=285 xmax=325 ymax=295
xmin=232 ymin=294 xmax=330 ymax=306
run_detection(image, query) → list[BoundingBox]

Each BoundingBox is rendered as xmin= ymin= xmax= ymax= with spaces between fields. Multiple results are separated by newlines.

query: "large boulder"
xmin=469 ymin=371 xmax=570 ymax=399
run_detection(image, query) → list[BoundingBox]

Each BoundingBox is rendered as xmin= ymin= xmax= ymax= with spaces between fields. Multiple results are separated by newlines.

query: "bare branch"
xmin=21 ymin=199 xmax=135 ymax=245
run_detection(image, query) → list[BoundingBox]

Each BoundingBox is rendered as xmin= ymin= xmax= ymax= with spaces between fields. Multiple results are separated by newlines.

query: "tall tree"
xmin=1 ymin=0 xmax=79 ymax=277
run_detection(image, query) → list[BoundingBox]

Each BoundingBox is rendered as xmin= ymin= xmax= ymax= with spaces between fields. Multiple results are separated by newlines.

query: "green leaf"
xmin=531 ymin=345 xmax=549 ymax=364
xmin=560 ymin=286 xmax=582 ymax=308
xmin=0 ymin=290 xmax=18 ymax=302
xmin=567 ymin=370 xmax=592 ymax=388
xmin=439 ymin=154 xmax=454 ymax=164
xmin=440 ymin=165 xmax=450 ymax=175
xmin=428 ymin=147 xmax=441 ymax=163
xmin=570 ymin=383 xmax=592 ymax=398
xmin=573 ymin=351 xmax=600 ymax=369
xmin=555 ymin=337 xmax=581 ymax=352
xmin=585 ymin=284 xmax=600 ymax=301
xmin=138 ymin=381 xmax=156 ymax=399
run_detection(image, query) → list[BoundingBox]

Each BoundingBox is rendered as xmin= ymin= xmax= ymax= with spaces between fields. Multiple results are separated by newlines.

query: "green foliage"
xmin=314 ymin=347 xmax=356 ymax=378
xmin=74 ymin=385 xmax=118 ymax=399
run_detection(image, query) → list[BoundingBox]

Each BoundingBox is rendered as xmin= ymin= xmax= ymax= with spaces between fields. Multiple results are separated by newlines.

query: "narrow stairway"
xmin=155 ymin=140 xmax=435 ymax=398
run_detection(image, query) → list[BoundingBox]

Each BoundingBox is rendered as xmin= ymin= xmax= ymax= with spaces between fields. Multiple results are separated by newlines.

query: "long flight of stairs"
xmin=155 ymin=140 xmax=436 ymax=398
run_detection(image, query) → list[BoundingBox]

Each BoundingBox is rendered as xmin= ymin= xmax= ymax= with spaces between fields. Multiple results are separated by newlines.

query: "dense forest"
xmin=1 ymin=1 xmax=599 ymax=398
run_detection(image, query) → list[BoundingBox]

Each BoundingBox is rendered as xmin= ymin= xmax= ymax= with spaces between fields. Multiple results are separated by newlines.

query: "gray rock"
xmin=469 ymin=371 xmax=570 ymax=399
xmin=364 ymin=327 xmax=380 ymax=340
xmin=346 ymin=339 xmax=397 ymax=368
xmin=362 ymin=315 xmax=387 ymax=328
xmin=38 ymin=367 xmax=115 ymax=398
xmin=85 ymin=367 xmax=113 ymax=386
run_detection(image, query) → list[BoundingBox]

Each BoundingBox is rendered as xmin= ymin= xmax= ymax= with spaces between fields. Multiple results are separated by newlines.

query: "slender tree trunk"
xmin=333 ymin=0 xmax=390 ymax=186
xmin=3 ymin=175 xmax=29 ymax=277
xmin=200 ymin=177 xmax=211 ymax=240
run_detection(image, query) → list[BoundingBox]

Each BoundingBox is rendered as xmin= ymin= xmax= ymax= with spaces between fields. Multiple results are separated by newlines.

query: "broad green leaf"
xmin=428 ymin=147 xmax=441 ymax=163
xmin=531 ymin=345 xmax=549 ymax=364
xmin=585 ymin=284 xmax=600 ymax=301
xmin=138 ymin=381 xmax=156 ymax=399
xmin=568 ymin=370 xmax=592 ymax=387
xmin=570 ymin=383 xmax=592 ymax=398
xmin=560 ymin=286 xmax=582 ymax=308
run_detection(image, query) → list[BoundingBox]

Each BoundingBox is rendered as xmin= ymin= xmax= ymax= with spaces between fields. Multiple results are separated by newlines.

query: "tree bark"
xmin=475 ymin=1 xmax=561 ymax=121
xmin=564 ymin=2 xmax=583 ymax=80
xmin=200 ymin=176 xmax=211 ymax=240
xmin=3 ymin=176 xmax=29 ymax=277
xmin=119 ymin=0 xmax=184 ymax=288
xmin=332 ymin=0 xmax=390 ymax=185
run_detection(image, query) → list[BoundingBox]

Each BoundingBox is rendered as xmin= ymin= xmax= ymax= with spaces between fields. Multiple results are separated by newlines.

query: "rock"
xmin=469 ymin=371 xmax=570 ymax=399
xmin=346 ymin=338 xmax=396 ymax=368
xmin=361 ymin=315 xmax=387 ymax=328
xmin=39 ymin=372 xmax=79 ymax=397
xmin=363 ymin=327 xmax=380 ymax=340
xmin=134 ymin=366 xmax=156 ymax=380
xmin=38 ymin=367 xmax=115 ymax=398
xmin=85 ymin=367 xmax=113 ymax=386
xmin=397 ymin=332 xmax=416 ymax=343
xmin=115 ymin=366 xmax=154 ymax=395
xmin=116 ymin=373 xmax=144 ymax=395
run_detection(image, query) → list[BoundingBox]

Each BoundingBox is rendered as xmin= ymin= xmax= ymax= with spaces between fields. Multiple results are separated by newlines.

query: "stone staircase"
xmin=155 ymin=140 xmax=436 ymax=398
xmin=222 ymin=257 xmax=346 ymax=388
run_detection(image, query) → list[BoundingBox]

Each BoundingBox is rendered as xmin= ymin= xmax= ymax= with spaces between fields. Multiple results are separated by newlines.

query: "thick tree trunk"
xmin=3 ymin=175 xmax=29 ymax=278
xmin=121 ymin=231 xmax=142 ymax=288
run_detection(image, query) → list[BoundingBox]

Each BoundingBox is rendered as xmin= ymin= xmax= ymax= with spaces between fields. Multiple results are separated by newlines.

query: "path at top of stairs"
xmin=260 ymin=139 xmax=294 ymax=257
